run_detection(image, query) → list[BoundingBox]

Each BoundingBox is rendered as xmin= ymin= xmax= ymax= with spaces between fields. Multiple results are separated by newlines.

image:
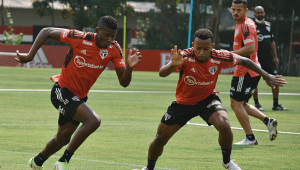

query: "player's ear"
xmin=95 ymin=27 xmax=100 ymax=33
xmin=245 ymin=8 xmax=248 ymax=12
xmin=192 ymin=42 xmax=194 ymax=47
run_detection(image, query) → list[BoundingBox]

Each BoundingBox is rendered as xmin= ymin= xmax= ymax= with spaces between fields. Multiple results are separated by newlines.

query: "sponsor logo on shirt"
xmin=184 ymin=76 xmax=214 ymax=86
xmin=74 ymin=55 xmax=104 ymax=69
xmin=190 ymin=68 xmax=196 ymax=72
xmin=80 ymin=50 xmax=86 ymax=54
xmin=83 ymin=40 xmax=93 ymax=46
xmin=234 ymin=42 xmax=238 ymax=46
xmin=257 ymin=34 xmax=271 ymax=42
xmin=244 ymin=39 xmax=253 ymax=44
xmin=188 ymin=58 xmax=195 ymax=62
xmin=164 ymin=112 xmax=171 ymax=121
xmin=257 ymin=30 xmax=260 ymax=33
xmin=100 ymin=50 xmax=108 ymax=59
xmin=210 ymin=59 xmax=220 ymax=64
xmin=209 ymin=66 xmax=218 ymax=75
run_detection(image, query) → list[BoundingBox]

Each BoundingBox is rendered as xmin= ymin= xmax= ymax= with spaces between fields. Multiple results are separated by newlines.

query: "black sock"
xmin=254 ymin=98 xmax=259 ymax=105
xmin=273 ymin=98 xmax=278 ymax=106
xmin=34 ymin=153 xmax=47 ymax=166
xmin=221 ymin=148 xmax=232 ymax=164
xmin=263 ymin=117 xmax=269 ymax=126
xmin=147 ymin=157 xmax=157 ymax=170
xmin=58 ymin=149 xmax=74 ymax=163
xmin=246 ymin=134 xmax=255 ymax=141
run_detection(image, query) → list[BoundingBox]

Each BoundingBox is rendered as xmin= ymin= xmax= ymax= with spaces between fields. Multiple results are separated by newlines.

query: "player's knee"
xmin=88 ymin=116 xmax=101 ymax=131
xmin=154 ymin=134 xmax=169 ymax=146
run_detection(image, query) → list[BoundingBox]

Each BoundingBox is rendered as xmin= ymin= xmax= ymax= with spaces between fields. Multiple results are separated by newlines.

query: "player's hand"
xmin=171 ymin=45 xmax=187 ymax=66
xmin=264 ymin=74 xmax=287 ymax=89
xmin=126 ymin=49 xmax=141 ymax=68
xmin=15 ymin=50 xmax=32 ymax=63
xmin=273 ymin=58 xmax=279 ymax=67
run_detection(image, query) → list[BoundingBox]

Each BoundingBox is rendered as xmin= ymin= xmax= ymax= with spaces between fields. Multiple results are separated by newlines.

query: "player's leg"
xmin=230 ymin=73 xmax=258 ymax=145
xmin=144 ymin=123 xmax=181 ymax=170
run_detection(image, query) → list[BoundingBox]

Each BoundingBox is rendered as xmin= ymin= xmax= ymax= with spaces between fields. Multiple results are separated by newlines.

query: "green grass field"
xmin=0 ymin=66 xmax=299 ymax=170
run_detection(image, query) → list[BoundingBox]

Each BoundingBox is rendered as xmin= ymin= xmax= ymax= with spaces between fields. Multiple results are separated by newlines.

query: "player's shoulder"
xmin=264 ymin=21 xmax=271 ymax=26
xmin=109 ymin=41 xmax=123 ymax=57
xmin=182 ymin=48 xmax=195 ymax=58
xmin=65 ymin=29 xmax=95 ymax=41
xmin=244 ymin=18 xmax=256 ymax=29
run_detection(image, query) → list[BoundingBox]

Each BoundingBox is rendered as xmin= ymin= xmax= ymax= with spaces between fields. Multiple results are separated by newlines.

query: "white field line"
xmin=187 ymin=123 xmax=300 ymax=135
xmin=0 ymin=89 xmax=300 ymax=95
xmin=0 ymin=150 xmax=178 ymax=170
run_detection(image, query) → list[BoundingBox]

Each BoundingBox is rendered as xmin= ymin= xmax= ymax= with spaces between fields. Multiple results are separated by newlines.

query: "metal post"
xmin=187 ymin=0 xmax=193 ymax=48
xmin=51 ymin=0 xmax=54 ymax=26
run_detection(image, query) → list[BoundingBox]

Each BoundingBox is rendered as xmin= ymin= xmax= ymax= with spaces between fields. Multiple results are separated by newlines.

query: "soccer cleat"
xmin=267 ymin=118 xmax=278 ymax=141
xmin=272 ymin=104 xmax=288 ymax=111
xmin=222 ymin=159 xmax=241 ymax=170
xmin=255 ymin=104 xmax=264 ymax=111
xmin=28 ymin=157 xmax=43 ymax=170
xmin=141 ymin=166 xmax=149 ymax=170
xmin=54 ymin=160 xmax=69 ymax=170
xmin=234 ymin=138 xmax=258 ymax=145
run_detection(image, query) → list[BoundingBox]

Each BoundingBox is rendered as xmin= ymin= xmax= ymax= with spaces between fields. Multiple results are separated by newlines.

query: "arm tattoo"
xmin=238 ymin=57 xmax=268 ymax=78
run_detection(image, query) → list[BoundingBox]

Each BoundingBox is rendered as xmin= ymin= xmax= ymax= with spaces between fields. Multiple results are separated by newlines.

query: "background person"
xmin=253 ymin=6 xmax=288 ymax=111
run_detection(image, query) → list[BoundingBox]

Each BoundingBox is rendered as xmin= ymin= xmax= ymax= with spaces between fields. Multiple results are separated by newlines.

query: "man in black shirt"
xmin=253 ymin=6 xmax=288 ymax=111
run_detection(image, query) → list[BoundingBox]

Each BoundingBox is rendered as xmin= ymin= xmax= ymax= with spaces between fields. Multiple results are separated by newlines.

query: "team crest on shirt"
xmin=209 ymin=66 xmax=218 ymax=75
xmin=100 ymin=50 xmax=108 ymax=59
xmin=266 ymin=26 xmax=271 ymax=32
xmin=235 ymin=30 xmax=239 ymax=37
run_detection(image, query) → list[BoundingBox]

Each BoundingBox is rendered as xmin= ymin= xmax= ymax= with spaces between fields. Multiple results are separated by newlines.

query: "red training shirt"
xmin=233 ymin=16 xmax=260 ymax=77
xmin=175 ymin=48 xmax=239 ymax=105
xmin=52 ymin=29 xmax=125 ymax=98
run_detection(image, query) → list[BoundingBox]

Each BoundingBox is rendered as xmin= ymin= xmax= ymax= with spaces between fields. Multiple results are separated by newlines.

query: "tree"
xmin=32 ymin=0 xmax=133 ymax=30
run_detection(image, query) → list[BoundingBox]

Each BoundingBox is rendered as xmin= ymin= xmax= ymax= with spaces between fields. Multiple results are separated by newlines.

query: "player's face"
xmin=254 ymin=8 xmax=265 ymax=20
xmin=231 ymin=3 xmax=248 ymax=22
xmin=192 ymin=37 xmax=214 ymax=63
xmin=95 ymin=26 xmax=117 ymax=48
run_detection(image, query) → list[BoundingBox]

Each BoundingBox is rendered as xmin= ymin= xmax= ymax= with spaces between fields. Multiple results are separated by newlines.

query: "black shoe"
xmin=255 ymin=104 xmax=264 ymax=111
xmin=272 ymin=104 xmax=288 ymax=111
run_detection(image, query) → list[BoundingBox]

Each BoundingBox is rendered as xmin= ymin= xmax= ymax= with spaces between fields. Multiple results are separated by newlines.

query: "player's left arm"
xmin=237 ymin=55 xmax=286 ymax=88
xmin=271 ymin=41 xmax=279 ymax=66
xmin=231 ymin=43 xmax=255 ymax=57
xmin=115 ymin=49 xmax=141 ymax=87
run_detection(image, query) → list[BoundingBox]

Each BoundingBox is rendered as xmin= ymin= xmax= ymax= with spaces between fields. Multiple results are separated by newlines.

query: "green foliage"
xmin=32 ymin=0 xmax=133 ymax=31
xmin=2 ymin=10 xmax=23 ymax=45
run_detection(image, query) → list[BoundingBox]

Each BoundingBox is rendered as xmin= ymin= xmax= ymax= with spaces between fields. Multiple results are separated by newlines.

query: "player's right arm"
xmin=159 ymin=45 xmax=187 ymax=77
xmin=15 ymin=27 xmax=64 ymax=63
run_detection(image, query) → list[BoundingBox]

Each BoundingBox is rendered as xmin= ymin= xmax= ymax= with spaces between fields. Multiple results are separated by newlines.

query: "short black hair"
xmin=194 ymin=29 xmax=213 ymax=41
xmin=98 ymin=15 xmax=118 ymax=30
xmin=232 ymin=0 xmax=248 ymax=8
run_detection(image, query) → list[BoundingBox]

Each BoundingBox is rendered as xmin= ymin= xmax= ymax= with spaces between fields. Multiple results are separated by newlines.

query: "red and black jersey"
xmin=174 ymin=48 xmax=239 ymax=105
xmin=233 ymin=16 xmax=260 ymax=77
xmin=51 ymin=29 xmax=125 ymax=99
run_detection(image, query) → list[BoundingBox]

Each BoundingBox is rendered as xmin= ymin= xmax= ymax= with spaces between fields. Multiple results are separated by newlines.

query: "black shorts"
xmin=51 ymin=82 xmax=88 ymax=126
xmin=230 ymin=72 xmax=261 ymax=102
xmin=258 ymin=59 xmax=278 ymax=75
xmin=161 ymin=93 xmax=226 ymax=127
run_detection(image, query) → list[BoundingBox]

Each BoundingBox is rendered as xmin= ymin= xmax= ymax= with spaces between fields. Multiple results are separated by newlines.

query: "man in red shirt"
xmin=142 ymin=29 xmax=285 ymax=170
xmin=16 ymin=16 xmax=142 ymax=170
xmin=230 ymin=0 xmax=280 ymax=145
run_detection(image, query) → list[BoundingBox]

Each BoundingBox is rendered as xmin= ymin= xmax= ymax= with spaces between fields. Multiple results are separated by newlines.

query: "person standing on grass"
xmin=230 ymin=0 xmax=281 ymax=146
xmin=141 ymin=29 xmax=286 ymax=170
xmin=252 ymin=6 xmax=288 ymax=111
xmin=15 ymin=15 xmax=142 ymax=170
